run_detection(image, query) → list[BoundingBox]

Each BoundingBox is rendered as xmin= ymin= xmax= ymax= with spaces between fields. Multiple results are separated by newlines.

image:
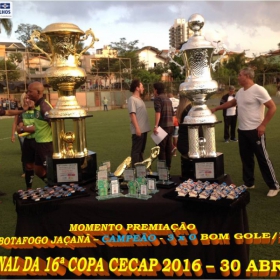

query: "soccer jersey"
xmin=18 ymin=110 xmax=35 ymax=139
xmin=34 ymin=98 xmax=53 ymax=143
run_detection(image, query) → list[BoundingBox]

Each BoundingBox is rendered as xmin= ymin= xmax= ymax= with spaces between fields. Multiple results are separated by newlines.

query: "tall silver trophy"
xmin=169 ymin=14 xmax=226 ymax=180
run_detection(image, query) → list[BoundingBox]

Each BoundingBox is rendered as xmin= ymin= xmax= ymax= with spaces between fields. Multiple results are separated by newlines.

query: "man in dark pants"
xmin=127 ymin=79 xmax=150 ymax=167
xmin=212 ymin=67 xmax=279 ymax=197
xmin=153 ymin=82 xmax=174 ymax=170
xmin=27 ymin=81 xmax=53 ymax=184
xmin=220 ymin=85 xmax=238 ymax=142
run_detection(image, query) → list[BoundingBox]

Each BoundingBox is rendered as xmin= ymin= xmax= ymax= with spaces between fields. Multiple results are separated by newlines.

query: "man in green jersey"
xmin=27 ymin=82 xmax=53 ymax=183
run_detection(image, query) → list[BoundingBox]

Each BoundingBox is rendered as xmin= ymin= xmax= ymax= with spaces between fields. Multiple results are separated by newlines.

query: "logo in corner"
xmin=0 ymin=2 xmax=12 ymax=18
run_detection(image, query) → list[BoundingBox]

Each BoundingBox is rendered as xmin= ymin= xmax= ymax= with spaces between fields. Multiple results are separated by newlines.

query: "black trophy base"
xmin=47 ymin=151 xmax=97 ymax=186
xmin=146 ymin=172 xmax=159 ymax=180
xmin=181 ymin=152 xmax=225 ymax=182
xmin=156 ymin=180 xmax=175 ymax=189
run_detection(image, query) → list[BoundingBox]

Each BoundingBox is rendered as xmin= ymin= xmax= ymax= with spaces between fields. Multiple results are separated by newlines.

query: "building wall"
xmin=138 ymin=49 xmax=165 ymax=69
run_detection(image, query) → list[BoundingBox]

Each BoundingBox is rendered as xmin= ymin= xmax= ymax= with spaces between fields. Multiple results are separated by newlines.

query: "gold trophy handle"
xmin=77 ymin=28 xmax=99 ymax=60
xmin=27 ymin=30 xmax=52 ymax=62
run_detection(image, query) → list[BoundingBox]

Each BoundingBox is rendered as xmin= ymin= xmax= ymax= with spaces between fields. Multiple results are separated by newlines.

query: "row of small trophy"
xmin=96 ymin=160 xmax=159 ymax=200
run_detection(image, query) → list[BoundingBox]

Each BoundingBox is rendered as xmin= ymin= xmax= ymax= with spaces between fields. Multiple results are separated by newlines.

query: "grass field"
xmin=1 ymin=105 xmax=280 ymax=269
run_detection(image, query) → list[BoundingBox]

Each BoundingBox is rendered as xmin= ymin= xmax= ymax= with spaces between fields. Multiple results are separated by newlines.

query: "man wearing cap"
xmin=220 ymin=85 xmax=238 ymax=143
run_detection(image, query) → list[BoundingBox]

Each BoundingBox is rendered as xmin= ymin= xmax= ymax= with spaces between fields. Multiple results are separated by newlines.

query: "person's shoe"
xmin=231 ymin=138 xmax=238 ymax=142
xmin=171 ymin=147 xmax=177 ymax=155
xmin=245 ymin=185 xmax=255 ymax=189
xmin=267 ymin=189 xmax=279 ymax=197
xmin=225 ymin=139 xmax=229 ymax=143
xmin=21 ymin=173 xmax=25 ymax=178
xmin=0 ymin=191 xmax=6 ymax=196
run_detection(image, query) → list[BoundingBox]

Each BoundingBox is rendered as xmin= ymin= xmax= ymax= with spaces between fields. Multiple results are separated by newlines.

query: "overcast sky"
xmin=1 ymin=1 xmax=280 ymax=57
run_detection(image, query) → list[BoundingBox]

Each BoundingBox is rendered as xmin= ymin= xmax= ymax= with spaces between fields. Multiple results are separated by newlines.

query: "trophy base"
xmin=181 ymin=153 xmax=225 ymax=182
xmin=156 ymin=180 xmax=175 ymax=189
xmin=47 ymin=151 xmax=97 ymax=186
xmin=146 ymin=172 xmax=159 ymax=180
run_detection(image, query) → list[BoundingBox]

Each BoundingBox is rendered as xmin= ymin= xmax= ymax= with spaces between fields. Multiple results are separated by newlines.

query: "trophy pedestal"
xmin=47 ymin=151 xmax=97 ymax=186
xmin=146 ymin=172 xmax=159 ymax=180
xmin=181 ymin=153 xmax=225 ymax=182
xmin=156 ymin=180 xmax=175 ymax=189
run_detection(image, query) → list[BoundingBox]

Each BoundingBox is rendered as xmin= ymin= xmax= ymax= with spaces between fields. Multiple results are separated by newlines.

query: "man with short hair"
xmin=103 ymin=97 xmax=108 ymax=111
xmin=27 ymin=81 xmax=53 ymax=184
xmin=128 ymin=79 xmax=150 ymax=167
xmin=212 ymin=67 xmax=279 ymax=197
xmin=153 ymin=82 xmax=174 ymax=169
xmin=220 ymin=85 xmax=238 ymax=142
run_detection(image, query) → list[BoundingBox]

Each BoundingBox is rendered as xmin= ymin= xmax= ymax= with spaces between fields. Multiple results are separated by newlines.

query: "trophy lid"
xmin=180 ymin=14 xmax=213 ymax=51
xmin=42 ymin=23 xmax=85 ymax=35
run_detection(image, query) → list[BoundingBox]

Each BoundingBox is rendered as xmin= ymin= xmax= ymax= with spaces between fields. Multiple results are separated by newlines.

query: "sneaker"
xmin=225 ymin=139 xmax=229 ymax=143
xmin=267 ymin=189 xmax=279 ymax=197
xmin=245 ymin=185 xmax=255 ymax=189
xmin=231 ymin=138 xmax=238 ymax=142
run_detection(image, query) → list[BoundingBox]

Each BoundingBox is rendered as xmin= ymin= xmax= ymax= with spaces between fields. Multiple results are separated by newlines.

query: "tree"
xmin=15 ymin=23 xmax=51 ymax=53
xmin=110 ymin=37 xmax=139 ymax=56
xmin=0 ymin=19 xmax=12 ymax=36
xmin=149 ymin=62 xmax=169 ymax=76
xmin=109 ymin=38 xmax=141 ymax=71
xmin=168 ymin=55 xmax=185 ymax=81
xmin=8 ymin=53 xmax=23 ymax=65
xmin=0 ymin=59 xmax=21 ymax=81
xmin=248 ymin=54 xmax=280 ymax=85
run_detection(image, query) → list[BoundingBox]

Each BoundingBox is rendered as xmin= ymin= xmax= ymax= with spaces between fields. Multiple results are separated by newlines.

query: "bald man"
xmin=27 ymin=82 xmax=53 ymax=183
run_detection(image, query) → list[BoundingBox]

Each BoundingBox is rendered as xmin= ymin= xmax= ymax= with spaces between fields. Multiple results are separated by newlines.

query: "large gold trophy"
xmin=28 ymin=23 xmax=99 ymax=185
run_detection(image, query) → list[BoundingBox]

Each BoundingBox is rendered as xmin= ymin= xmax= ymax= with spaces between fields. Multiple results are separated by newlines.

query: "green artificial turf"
xmin=0 ymin=105 xmax=280 ymax=274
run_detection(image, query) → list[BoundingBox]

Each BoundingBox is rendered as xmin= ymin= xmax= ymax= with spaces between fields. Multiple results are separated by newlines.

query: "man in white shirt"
xmin=212 ymin=67 xmax=279 ymax=197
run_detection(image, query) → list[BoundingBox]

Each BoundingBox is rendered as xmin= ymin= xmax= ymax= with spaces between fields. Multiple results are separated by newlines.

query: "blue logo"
xmin=0 ymin=3 xmax=10 ymax=9
xmin=0 ymin=2 xmax=12 ymax=18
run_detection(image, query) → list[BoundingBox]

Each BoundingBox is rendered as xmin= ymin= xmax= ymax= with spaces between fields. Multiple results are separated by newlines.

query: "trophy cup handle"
xmin=27 ymin=30 xmax=52 ymax=62
xmin=77 ymin=28 xmax=99 ymax=60
xmin=211 ymin=42 xmax=227 ymax=72
xmin=168 ymin=47 xmax=185 ymax=74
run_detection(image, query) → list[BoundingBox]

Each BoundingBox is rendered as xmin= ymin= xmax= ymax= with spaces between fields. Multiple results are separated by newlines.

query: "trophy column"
xmin=174 ymin=14 xmax=226 ymax=182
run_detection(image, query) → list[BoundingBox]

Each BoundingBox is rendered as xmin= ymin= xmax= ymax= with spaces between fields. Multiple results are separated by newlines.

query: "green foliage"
xmin=109 ymin=37 xmax=139 ymax=55
xmin=0 ymin=59 xmax=21 ymax=81
xmin=15 ymin=23 xmax=50 ymax=54
xmin=132 ymin=68 xmax=161 ymax=84
xmin=264 ymin=84 xmax=277 ymax=96
xmin=149 ymin=62 xmax=169 ymax=76
xmin=8 ymin=53 xmax=23 ymax=64
xmin=168 ymin=55 xmax=185 ymax=81
xmin=0 ymin=19 xmax=12 ymax=36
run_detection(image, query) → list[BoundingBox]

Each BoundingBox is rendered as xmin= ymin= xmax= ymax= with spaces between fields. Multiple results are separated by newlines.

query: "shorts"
xmin=35 ymin=142 xmax=53 ymax=167
xmin=173 ymin=126 xmax=179 ymax=138
xmin=22 ymin=138 xmax=36 ymax=163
